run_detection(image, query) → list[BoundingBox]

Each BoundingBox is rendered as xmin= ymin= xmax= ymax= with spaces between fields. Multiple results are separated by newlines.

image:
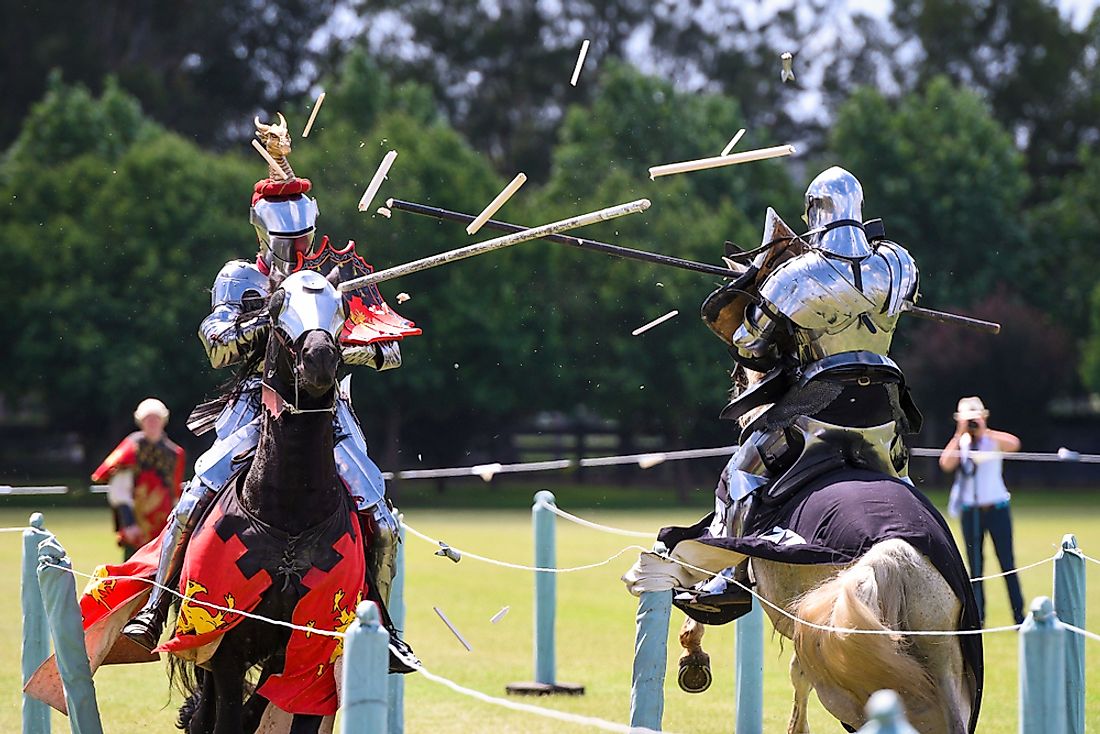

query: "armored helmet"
xmin=803 ymin=166 xmax=872 ymax=258
xmin=251 ymin=194 xmax=320 ymax=276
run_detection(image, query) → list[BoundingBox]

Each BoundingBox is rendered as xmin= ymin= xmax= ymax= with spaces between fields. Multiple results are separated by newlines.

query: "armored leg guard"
xmin=356 ymin=504 xmax=418 ymax=673
xmin=121 ymin=480 xmax=216 ymax=651
xmin=364 ymin=502 xmax=399 ymax=604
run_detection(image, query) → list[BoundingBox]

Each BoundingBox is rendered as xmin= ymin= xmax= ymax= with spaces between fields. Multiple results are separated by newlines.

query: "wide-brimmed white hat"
xmin=134 ymin=398 xmax=169 ymax=425
xmin=954 ymin=396 xmax=989 ymax=421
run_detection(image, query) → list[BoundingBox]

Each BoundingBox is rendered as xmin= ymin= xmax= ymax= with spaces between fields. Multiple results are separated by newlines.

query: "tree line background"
xmin=3 ymin=0 xmax=1100 ymax=484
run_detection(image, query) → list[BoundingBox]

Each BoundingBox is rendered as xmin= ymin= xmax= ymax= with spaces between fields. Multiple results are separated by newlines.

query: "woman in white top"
xmin=939 ymin=396 xmax=1024 ymax=624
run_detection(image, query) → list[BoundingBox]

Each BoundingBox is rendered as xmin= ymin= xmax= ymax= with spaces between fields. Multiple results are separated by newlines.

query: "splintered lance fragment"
xmin=781 ymin=52 xmax=795 ymax=83
xmin=466 ymin=173 xmax=527 ymax=235
xmin=649 ymin=145 xmax=795 ymax=180
xmin=376 ymin=206 xmax=392 ymax=218
xmin=251 ymin=139 xmax=288 ymax=180
xmin=434 ymin=606 xmax=472 ymax=651
xmin=721 ymin=128 xmax=747 ymax=156
xmin=358 ymin=150 xmax=398 ymax=212
xmin=302 ymin=91 xmax=326 ymax=137
xmin=435 ymin=541 xmax=462 ymax=563
xmin=490 ymin=606 xmax=510 ymax=624
xmin=632 ymin=309 xmax=679 ymax=336
xmin=570 ymin=39 xmax=591 ymax=86
xmin=396 ymin=292 xmax=411 ymax=304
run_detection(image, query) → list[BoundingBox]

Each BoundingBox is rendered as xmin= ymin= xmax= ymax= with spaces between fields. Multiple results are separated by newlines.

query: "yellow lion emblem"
xmin=175 ymin=580 xmax=236 ymax=636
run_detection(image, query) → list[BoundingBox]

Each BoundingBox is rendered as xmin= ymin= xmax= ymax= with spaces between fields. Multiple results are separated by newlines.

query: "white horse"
xmin=677 ymin=536 xmax=978 ymax=733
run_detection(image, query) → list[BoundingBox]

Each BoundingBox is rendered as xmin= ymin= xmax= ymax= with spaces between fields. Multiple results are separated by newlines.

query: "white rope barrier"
xmin=52 ymin=560 xmax=665 ymax=733
xmin=538 ymin=503 xmax=654 ymax=539
xmin=1064 ymin=623 xmax=1100 ymax=644
xmin=0 ymin=485 xmax=69 ymax=495
xmin=402 ymin=521 xmax=649 ymax=573
xmin=55 ymin=564 xmax=346 ymax=639
xmin=909 ymin=447 xmax=1100 ymax=463
xmin=393 ymin=645 xmax=667 ymax=734
xmin=970 ymin=554 xmax=1056 ymax=581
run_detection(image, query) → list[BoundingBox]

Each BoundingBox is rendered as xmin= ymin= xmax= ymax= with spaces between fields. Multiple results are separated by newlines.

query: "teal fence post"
xmin=506 ymin=491 xmax=582 ymax=695
xmin=387 ymin=516 xmax=406 ymax=734
xmin=1053 ymin=534 xmax=1085 ymax=734
xmin=341 ymin=601 xmax=390 ymax=734
xmin=1018 ymin=596 xmax=1066 ymax=734
xmin=629 ymin=589 xmax=671 ymax=731
xmin=22 ymin=512 xmax=51 ymax=734
xmin=735 ymin=598 xmax=763 ymax=734
xmin=36 ymin=536 xmax=103 ymax=734
xmin=533 ymin=490 xmax=556 ymax=685
xmin=856 ymin=690 xmax=919 ymax=734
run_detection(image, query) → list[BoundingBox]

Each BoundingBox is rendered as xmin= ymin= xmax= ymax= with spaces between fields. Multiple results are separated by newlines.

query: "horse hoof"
xmin=677 ymin=653 xmax=712 ymax=694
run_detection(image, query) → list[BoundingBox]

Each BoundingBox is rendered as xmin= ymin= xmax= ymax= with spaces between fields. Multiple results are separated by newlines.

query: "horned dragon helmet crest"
xmin=251 ymin=112 xmax=319 ymax=276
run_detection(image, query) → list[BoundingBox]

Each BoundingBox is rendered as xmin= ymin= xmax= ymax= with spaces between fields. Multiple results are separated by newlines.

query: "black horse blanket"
xmin=660 ymin=468 xmax=983 ymax=731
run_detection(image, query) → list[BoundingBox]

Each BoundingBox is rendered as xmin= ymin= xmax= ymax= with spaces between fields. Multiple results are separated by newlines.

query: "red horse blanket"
xmin=29 ymin=486 xmax=365 ymax=717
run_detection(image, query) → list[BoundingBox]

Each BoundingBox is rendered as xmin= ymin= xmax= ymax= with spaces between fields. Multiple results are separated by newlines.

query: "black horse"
xmin=175 ymin=269 xmax=364 ymax=734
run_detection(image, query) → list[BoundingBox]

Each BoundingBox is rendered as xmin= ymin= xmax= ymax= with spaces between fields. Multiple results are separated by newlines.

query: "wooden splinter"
xmin=721 ymin=128 xmax=747 ymax=156
xmin=358 ymin=150 xmax=398 ymax=212
xmin=301 ymin=91 xmax=326 ymax=137
xmin=467 ymin=173 xmax=528 ymax=235
xmin=251 ymin=139 xmax=289 ymax=180
xmin=649 ymin=144 xmax=796 ymax=180
xmin=570 ymin=39 xmax=591 ymax=86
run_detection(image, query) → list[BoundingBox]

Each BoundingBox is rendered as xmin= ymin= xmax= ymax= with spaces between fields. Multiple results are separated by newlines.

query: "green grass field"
xmin=1 ymin=487 xmax=1097 ymax=732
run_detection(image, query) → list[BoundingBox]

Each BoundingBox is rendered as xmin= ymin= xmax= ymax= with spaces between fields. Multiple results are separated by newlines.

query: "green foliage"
xmin=830 ymin=77 xmax=1031 ymax=308
xmin=536 ymin=62 xmax=798 ymax=444
xmin=891 ymin=0 xmax=1100 ymax=194
xmin=2 ymin=72 xmax=156 ymax=182
xmin=1079 ymin=283 xmax=1100 ymax=394
xmin=0 ymin=82 xmax=254 ymax=458
xmin=0 ymin=1 xmax=340 ymax=148
xmin=1030 ymin=147 xmax=1100 ymax=337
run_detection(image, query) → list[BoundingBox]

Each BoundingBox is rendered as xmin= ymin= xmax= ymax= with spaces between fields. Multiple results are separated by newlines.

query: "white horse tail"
xmin=791 ymin=538 xmax=937 ymax=716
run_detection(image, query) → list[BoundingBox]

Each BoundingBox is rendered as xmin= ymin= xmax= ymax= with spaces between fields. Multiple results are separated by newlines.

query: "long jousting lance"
xmin=386 ymin=198 xmax=738 ymax=277
xmin=339 ymin=198 xmax=651 ymax=292
xmin=384 ymin=198 xmax=1001 ymax=334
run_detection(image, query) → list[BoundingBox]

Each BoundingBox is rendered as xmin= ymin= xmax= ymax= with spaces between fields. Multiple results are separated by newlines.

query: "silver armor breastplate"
xmin=757 ymin=240 xmax=918 ymax=365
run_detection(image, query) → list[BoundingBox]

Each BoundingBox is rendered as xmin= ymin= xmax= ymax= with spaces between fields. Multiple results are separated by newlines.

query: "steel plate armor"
xmin=710 ymin=166 xmax=921 ymax=539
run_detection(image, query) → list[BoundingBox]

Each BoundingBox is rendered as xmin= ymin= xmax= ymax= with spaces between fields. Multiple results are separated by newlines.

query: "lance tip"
xmin=385 ymin=197 xmax=395 ymax=208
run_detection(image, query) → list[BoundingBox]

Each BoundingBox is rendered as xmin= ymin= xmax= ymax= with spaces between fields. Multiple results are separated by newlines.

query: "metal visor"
xmin=270 ymin=232 xmax=317 ymax=265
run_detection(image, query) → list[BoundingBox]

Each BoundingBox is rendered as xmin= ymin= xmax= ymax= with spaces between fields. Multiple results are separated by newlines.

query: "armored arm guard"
xmin=199 ymin=261 xmax=271 ymax=369
xmin=343 ymin=341 xmax=402 ymax=370
xmin=730 ymin=303 xmax=781 ymax=371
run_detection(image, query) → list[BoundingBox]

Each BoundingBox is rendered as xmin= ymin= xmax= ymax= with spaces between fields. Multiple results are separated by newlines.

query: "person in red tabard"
xmin=92 ymin=398 xmax=185 ymax=559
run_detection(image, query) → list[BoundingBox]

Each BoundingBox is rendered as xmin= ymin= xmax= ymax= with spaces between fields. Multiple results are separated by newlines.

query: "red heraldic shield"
xmin=156 ymin=487 xmax=366 ymax=716
xmin=298 ymin=237 xmax=422 ymax=346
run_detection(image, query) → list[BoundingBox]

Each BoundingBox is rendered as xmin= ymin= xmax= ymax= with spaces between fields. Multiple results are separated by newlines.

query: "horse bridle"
xmin=262 ymin=325 xmax=340 ymax=416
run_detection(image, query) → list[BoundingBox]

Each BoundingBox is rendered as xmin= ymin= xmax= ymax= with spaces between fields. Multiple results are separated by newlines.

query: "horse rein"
xmin=263 ymin=326 xmax=339 ymax=417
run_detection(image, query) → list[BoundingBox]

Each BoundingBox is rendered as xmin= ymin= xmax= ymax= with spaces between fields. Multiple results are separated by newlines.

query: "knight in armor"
xmin=624 ymin=166 xmax=922 ymax=618
xmin=122 ymin=115 xmax=419 ymax=651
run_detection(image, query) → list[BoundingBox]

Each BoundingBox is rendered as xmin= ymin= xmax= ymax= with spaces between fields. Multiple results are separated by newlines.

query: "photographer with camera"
xmin=939 ymin=396 xmax=1024 ymax=624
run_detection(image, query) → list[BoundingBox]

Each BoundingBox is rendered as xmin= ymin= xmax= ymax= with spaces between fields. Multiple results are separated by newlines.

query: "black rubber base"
xmin=505 ymin=681 xmax=586 ymax=696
